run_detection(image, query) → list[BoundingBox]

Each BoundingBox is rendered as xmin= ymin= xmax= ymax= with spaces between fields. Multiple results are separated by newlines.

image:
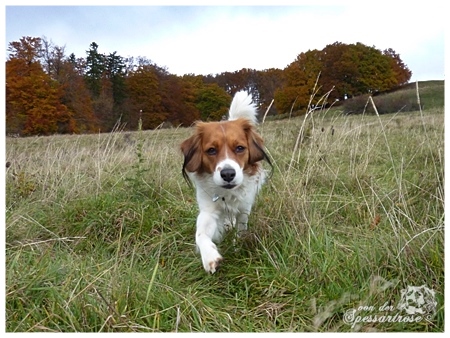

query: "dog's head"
xmin=181 ymin=118 xmax=269 ymax=189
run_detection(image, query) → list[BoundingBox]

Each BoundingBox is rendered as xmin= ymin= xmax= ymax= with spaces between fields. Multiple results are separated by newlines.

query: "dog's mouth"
xmin=221 ymin=183 xmax=237 ymax=190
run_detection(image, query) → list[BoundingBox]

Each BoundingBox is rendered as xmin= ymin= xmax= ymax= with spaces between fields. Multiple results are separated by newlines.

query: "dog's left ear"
xmin=248 ymin=129 xmax=265 ymax=164
xmin=242 ymin=122 xmax=268 ymax=164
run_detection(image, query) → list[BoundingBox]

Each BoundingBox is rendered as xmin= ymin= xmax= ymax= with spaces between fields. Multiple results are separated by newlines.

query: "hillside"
xmin=340 ymin=80 xmax=445 ymax=115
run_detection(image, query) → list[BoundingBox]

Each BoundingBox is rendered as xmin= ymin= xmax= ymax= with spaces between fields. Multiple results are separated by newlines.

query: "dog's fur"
xmin=181 ymin=91 xmax=270 ymax=273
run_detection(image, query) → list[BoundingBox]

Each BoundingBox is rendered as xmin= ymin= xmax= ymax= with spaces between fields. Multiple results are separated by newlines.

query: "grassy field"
xmin=5 ymin=83 xmax=444 ymax=332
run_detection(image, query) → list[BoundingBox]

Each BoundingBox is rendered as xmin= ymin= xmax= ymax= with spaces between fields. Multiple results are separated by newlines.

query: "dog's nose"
xmin=220 ymin=168 xmax=236 ymax=182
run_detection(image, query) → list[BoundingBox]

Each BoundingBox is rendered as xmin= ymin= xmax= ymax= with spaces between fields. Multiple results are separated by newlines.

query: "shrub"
xmin=342 ymin=92 xmax=421 ymax=115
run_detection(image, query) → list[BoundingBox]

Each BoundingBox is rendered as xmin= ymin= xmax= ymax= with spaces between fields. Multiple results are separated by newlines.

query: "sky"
xmin=3 ymin=1 xmax=447 ymax=82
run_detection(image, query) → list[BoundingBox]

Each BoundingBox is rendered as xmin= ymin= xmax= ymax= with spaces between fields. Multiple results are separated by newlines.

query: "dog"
xmin=181 ymin=90 xmax=271 ymax=273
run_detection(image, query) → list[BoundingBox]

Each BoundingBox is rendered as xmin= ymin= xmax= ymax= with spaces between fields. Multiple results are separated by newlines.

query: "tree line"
xmin=6 ymin=36 xmax=412 ymax=136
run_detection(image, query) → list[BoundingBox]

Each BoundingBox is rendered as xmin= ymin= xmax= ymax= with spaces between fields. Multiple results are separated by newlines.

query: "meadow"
xmin=5 ymin=82 xmax=444 ymax=332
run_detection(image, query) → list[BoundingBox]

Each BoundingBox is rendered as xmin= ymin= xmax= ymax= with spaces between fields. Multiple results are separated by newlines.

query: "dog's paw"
xmin=224 ymin=217 xmax=236 ymax=231
xmin=201 ymin=245 xmax=223 ymax=274
xmin=206 ymin=255 xmax=223 ymax=274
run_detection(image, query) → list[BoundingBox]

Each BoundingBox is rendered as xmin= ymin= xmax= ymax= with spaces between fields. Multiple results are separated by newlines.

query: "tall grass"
xmin=5 ymin=94 xmax=444 ymax=331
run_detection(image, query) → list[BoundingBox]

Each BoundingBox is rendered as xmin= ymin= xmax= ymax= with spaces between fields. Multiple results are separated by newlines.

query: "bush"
xmin=342 ymin=92 xmax=421 ymax=115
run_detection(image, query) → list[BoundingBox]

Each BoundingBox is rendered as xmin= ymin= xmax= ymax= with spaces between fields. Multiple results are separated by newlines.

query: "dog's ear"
xmin=181 ymin=132 xmax=203 ymax=180
xmin=241 ymin=121 xmax=266 ymax=164
xmin=247 ymin=130 xmax=266 ymax=164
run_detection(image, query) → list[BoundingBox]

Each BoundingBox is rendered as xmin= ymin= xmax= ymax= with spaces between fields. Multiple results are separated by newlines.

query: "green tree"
xmin=85 ymin=42 xmax=105 ymax=98
xmin=85 ymin=43 xmax=123 ymax=131
xmin=105 ymin=51 xmax=127 ymax=106
xmin=194 ymin=83 xmax=231 ymax=121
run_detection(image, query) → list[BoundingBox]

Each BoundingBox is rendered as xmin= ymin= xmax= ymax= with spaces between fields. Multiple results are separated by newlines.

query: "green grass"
xmin=5 ymin=89 xmax=444 ymax=332
xmin=340 ymin=80 xmax=445 ymax=115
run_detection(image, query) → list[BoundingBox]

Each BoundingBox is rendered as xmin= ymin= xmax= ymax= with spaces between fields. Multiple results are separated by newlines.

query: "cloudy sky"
xmin=4 ymin=1 xmax=446 ymax=81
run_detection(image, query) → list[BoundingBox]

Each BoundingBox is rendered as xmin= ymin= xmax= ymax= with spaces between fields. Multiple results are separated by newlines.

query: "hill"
xmin=340 ymin=80 xmax=444 ymax=115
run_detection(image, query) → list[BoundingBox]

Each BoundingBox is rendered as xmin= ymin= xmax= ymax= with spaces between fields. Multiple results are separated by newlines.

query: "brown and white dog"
xmin=181 ymin=91 xmax=270 ymax=273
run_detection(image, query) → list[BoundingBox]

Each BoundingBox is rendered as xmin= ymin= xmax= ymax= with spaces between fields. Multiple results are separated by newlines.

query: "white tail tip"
xmin=228 ymin=90 xmax=258 ymax=125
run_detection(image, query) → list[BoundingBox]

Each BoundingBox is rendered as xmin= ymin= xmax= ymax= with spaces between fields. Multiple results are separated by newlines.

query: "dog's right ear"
xmin=181 ymin=132 xmax=203 ymax=184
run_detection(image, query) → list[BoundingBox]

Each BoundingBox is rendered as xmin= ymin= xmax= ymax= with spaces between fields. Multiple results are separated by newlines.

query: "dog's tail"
xmin=228 ymin=90 xmax=258 ymax=125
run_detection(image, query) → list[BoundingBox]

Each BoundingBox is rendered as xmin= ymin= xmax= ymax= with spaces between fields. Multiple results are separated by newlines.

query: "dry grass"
xmin=5 ymin=102 xmax=444 ymax=332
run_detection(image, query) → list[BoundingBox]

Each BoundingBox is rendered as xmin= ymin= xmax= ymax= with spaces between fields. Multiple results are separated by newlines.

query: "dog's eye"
xmin=206 ymin=147 xmax=217 ymax=155
xmin=236 ymin=146 xmax=246 ymax=153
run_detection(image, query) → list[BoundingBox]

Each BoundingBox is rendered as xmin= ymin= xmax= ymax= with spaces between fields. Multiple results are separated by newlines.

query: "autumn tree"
xmin=157 ymin=72 xmax=200 ymax=126
xmin=205 ymin=68 xmax=283 ymax=118
xmin=205 ymin=68 xmax=259 ymax=99
xmin=41 ymin=38 xmax=98 ymax=133
xmin=275 ymin=42 xmax=412 ymax=114
xmin=58 ymin=57 xmax=98 ymax=133
xmin=274 ymin=49 xmax=322 ymax=114
xmin=125 ymin=59 xmax=164 ymax=129
xmin=6 ymin=37 xmax=75 ymax=135
xmin=41 ymin=37 xmax=66 ymax=78
xmin=383 ymin=48 xmax=412 ymax=86
xmin=6 ymin=36 xmax=414 ymax=133
xmin=319 ymin=42 xmax=358 ymax=100
xmin=348 ymin=43 xmax=396 ymax=94
xmin=254 ymin=68 xmax=284 ymax=116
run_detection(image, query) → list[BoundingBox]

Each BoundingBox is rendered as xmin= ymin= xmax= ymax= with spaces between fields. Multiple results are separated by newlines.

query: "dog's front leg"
xmin=236 ymin=212 xmax=248 ymax=234
xmin=196 ymin=211 xmax=223 ymax=273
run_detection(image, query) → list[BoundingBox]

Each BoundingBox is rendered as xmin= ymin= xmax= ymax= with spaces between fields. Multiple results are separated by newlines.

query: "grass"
xmin=4 ymin=86 xmax=444 ymax=332
xmin=341 ymin=80 xmax=445 ymax=115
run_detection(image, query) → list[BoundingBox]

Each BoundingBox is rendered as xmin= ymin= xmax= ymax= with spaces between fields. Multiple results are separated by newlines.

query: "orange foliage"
xmin=6 ymin=57 xmax=74 ymax=135
xmin=5 ymin=37 xmax=413 ymax=135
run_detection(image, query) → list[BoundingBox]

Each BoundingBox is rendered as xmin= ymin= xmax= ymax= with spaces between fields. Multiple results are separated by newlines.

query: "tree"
xmin=6 ymin=35 xmax=414 ymax=133
xmin=319 ymin=42 xmax=358 ymax=99
xmin=57 ymin=58 xmax=98 ymax=133
xmin=7 ymin=36 xmax=43 ymax=65
xmin=84 ymin=42 xmax=126 ymax=131
xmin=204 ymin=67 xmax=283 ymax=118
xmin=274 ymin=42 xmax=412 ymax=114
xmin=274 ymin=49 xmax=323 ymax=114
xmin=40 ymin=38 xmax=98 ymax=133
xmin=383 ymin=48 xmax=412 ymax=86
xmin=41 ymin=36 xmax=66 ymax=79
xmin=320 ymin=42 xmax=408 ymax=99
xmin=157 ymin=73 xmax=200 ymax=126
xmin=194 ymin=83 xmax=230 ymax=121
xmin=125 ymin=61 xmax=164 ymax=129
xmin=254 ymin=68 xmax=284 ymax=116
xmin=85 ymin=42 xmax=105 ymax=98
xmin=105 ymin=51 xmax=127 ymax=106
xmin=6 ymin=37 xmax=75 ymax=135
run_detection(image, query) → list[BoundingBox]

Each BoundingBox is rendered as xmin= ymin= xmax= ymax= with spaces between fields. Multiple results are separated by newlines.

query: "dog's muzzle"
xmin=220 ymin=168 xmax=237 ymax=189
